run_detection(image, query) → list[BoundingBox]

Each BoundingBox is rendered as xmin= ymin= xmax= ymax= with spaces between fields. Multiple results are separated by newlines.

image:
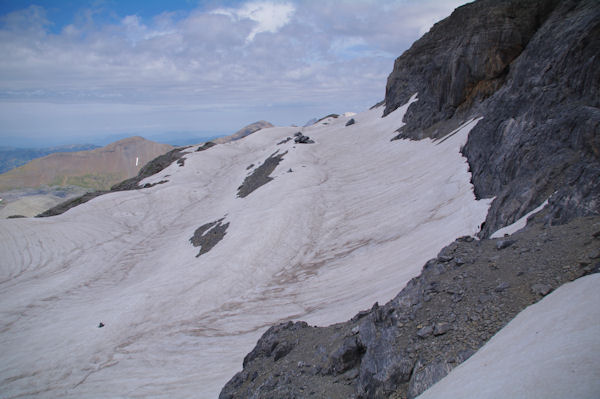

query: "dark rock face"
xmin=36 ymin=190 xmax=109 ymax=217
xmin=220 ymin=215 xmax=600 ymax=398
xmin=189 ymin=218 xmax=229 ymax=257
xmin=384 ymin=0 xmax=600 ymax=236
xmin=196 ymin=141 xmax=216 ymax=152
xmin=237 ymin=151 xmax=287 ymax=198
xmin=462 ymin=0 xmax=600 ymax=236
xmin=385 ymin=0 xmax=559 ymax=139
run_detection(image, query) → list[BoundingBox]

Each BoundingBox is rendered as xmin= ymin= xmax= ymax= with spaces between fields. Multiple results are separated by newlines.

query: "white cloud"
xmin=0 ymin=0 xmax=469 ymax=146
xmin=213 ymin=1 xmax=295 ymax=42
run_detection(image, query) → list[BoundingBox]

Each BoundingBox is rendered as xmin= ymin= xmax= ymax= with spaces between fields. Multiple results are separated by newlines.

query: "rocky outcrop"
xmin=384 ymin=0 xmax=599 ymax=236
xmin=384 ymin=0 xmax=559 ymax=138
xmin=462 ymin=0 xmax=600 ymax=236
xmin=220 ymin=214 xmax=600 ymax=398
xmin=190 ymin=218 xmax=230 ymax=257
xmin=293 ymin=132 xmax=315 ymax=144
xmin=237 ymin=151 xmax=287 ymax=198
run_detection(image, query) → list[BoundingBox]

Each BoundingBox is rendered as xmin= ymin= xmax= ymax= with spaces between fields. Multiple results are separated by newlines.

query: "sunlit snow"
xmin=0 ymin=97 xmax=492 ymax=398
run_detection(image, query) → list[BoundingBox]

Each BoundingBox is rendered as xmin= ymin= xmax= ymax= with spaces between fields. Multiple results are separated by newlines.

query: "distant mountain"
xmin=212 ymin=120 xmax=274 ymax=144
xmin=0 ymin=144 xmax=100 ymax=174
xmin=0 ymin=136 xmax=173 ymax=192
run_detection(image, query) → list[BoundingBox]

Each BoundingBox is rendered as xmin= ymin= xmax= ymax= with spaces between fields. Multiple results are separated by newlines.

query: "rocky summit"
xmin=220 ymin=0 xmax=600 ymax=398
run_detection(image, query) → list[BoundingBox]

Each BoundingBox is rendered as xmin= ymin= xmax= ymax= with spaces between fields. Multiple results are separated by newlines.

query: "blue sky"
xmin=0 ymin=0 xmax=468 ymax=147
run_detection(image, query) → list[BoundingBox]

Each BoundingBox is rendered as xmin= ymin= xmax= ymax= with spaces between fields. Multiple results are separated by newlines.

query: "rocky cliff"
xmin=385 ymin=0 xmax=599 ymax=237
xmin=220 ymin=0 xmax=600 ymax=397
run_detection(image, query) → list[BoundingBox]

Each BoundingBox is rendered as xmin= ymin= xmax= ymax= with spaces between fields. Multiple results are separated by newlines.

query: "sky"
xmin=0 ymin=0 xmax=468 ymax=147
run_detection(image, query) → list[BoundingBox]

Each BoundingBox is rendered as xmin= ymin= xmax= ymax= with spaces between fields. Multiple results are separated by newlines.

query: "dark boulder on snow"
xmin=293 ymin=132 xmax=315 ymax=144
xmin=189 ymin=218 xmax=229 ymax=257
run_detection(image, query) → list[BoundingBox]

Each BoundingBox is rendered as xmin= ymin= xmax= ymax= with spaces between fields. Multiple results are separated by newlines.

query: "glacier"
xmin=0 ymin=98 xmax=492 ymax=398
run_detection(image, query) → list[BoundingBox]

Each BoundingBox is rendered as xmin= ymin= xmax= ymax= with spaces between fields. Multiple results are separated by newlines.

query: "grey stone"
xmin=494 ymin=281 xmax=511 ymax=292
xmin=416 ymin=325 xmax=434 ymax=339
xmin=496 ymin=240 xmax=516 ymax=250
xmin=327 ymin=336 xmax=365 ymax=375
xmin=588 ymin=250 xmax=600 ymax=259
xmin=531 ymin=283 xmax=552 ymax=296
xmin=433 ymin=322 xmax=451 ymax=336
xmin=408 ymin=360 xmax=452 ymax=399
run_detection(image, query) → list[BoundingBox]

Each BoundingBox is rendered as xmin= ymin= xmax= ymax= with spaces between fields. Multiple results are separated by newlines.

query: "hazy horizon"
xmin=0 ymin=0 xmax=469 ymax=147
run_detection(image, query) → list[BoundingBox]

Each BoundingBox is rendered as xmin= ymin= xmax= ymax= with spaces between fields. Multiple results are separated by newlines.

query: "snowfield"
xmin=0 ymin=98 xmax=492 ymax=398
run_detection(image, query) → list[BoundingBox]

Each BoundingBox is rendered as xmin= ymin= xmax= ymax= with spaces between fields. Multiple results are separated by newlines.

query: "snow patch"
xmin=490 ymin=199 xmax=549 ymax=238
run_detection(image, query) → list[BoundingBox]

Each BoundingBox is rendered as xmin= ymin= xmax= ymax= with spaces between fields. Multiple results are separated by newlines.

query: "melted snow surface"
xmin=417 ymin=273 xmax=600 ymax=399
xmin=0 ymin=97 xmax=491 ymax=398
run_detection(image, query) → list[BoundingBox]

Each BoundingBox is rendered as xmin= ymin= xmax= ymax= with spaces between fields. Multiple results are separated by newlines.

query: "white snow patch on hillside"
xmin=491 ymin=199 xmax=549 ymax=238
xmin=0 ymin=95 xmax=491 ymax=398
xmin=417 ymin=273 xmax=600 ymax=399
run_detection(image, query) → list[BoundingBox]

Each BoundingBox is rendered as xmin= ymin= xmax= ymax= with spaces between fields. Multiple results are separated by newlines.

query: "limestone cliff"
xmin=384 ymin=0 xmax=599 ymax=236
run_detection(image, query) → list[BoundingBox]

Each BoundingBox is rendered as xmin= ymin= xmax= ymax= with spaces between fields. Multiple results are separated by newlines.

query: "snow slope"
xmin=417 ymin=273 xmax=600 ymax=399
xmin=0 ymin=97 xmax=491 ymax=398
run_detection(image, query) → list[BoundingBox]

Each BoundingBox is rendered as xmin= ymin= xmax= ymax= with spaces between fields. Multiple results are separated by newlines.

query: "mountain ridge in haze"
xmin=0 ymin=136 xmax=173 ymax=193
xmin=0 ymin=144 xmax=100 ymax=174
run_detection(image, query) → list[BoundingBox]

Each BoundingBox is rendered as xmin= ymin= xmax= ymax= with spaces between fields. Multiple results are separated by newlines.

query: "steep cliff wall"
xmin=384 ymin=0 xmax=599 ymax=236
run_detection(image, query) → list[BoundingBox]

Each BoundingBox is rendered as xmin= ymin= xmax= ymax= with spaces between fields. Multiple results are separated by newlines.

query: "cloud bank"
xmin=0 ymin=0 xmax=468 ymax=146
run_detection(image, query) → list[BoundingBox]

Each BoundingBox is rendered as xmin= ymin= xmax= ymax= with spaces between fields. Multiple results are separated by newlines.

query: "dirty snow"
xmin=0 ymin=96 xmax=492 ymax=398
